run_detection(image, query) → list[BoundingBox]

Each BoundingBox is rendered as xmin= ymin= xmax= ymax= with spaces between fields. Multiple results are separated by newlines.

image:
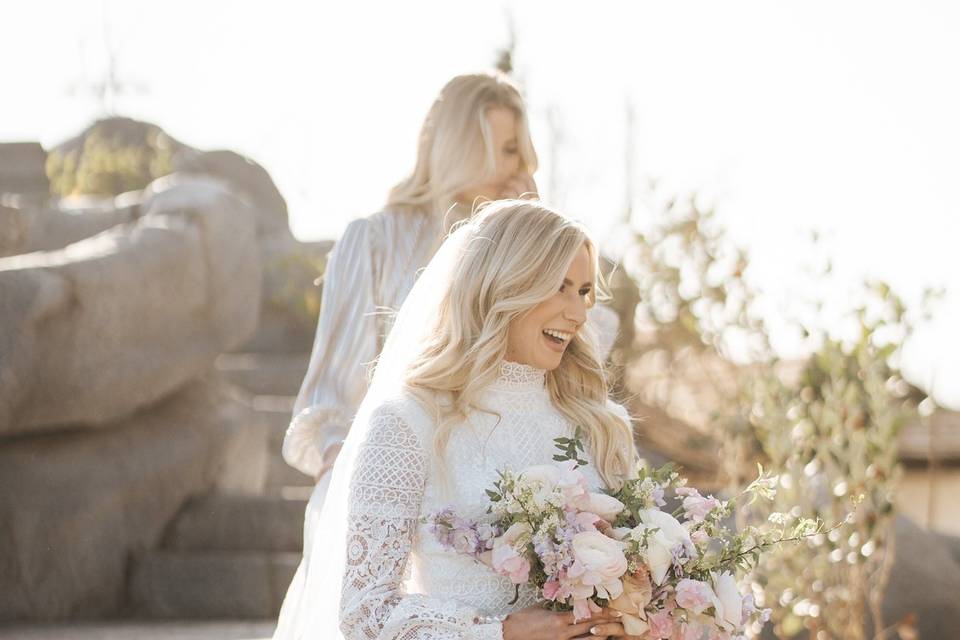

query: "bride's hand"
xmin=501 ymin=606 xmax=622 ymax=640
xmin=583 ymin=619 xmax=646 ymax=640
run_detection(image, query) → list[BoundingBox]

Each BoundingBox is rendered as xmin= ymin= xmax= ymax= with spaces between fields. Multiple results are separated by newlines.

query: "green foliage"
xmin=552 ymin=427 xmax=588 ymax=466
xmin=623 ymin=193 xmax=766 ymax=363
xmin=46 ymin=125 xmax=173 ymax=197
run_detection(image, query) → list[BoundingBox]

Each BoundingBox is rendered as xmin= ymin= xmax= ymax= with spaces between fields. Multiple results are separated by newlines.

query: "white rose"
xmin=610 ymin=527 xmax=633 ymax=541
xmin=570 ymin=531 xmax=628 ymax=599
xmin=634 ymin=509 xmax=697 ymax=585
xmin=711 ymin=571 xmax=743 ymax=631
xmin=576 ymin=492 xmax=625 ymax=522
xmin=518 ymin=465 xmax=561 ymax=509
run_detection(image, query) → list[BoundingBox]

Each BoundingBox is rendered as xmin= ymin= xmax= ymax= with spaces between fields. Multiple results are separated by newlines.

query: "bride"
xmin=273 ymin=200 xmax=641 ymax=640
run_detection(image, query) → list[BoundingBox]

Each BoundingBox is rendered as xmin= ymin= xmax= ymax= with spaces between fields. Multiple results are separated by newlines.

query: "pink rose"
xmin=676 ymin=487 xmax=722 ymax=523
xmin=647 ymin=609 xmax=676 ymax=639
xmin=572 ymin=597 xmax=602 ymax=622
xmin=675 ymin=578 xmax=717 ymax=614
xmin=691 ymin=529 xmax=711 ymax=546
xmin=508 ymin=557 xmax=531 ymax=583
xmin=492 ymin=523 xmax=532 ymax=584
xmin=542 ymin=578 xmax=562 ymax=601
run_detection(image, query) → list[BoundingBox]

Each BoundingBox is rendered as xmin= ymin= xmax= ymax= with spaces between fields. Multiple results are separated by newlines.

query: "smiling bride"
xmin=273 ymin=200 xmax=642 ymax=640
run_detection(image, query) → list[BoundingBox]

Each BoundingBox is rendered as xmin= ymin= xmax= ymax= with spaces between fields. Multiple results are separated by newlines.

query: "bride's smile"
xmin=506 ymin=242 xmax=594 ymax=370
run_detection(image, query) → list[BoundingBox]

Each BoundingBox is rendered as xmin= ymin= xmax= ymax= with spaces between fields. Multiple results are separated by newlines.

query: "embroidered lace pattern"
xmin=340 ymin=407 xmax=503 ymax=639
xmin=339 ymin=370 xmax=607 ymax=639
xmin=493 ymin=361 xmax=546 ymax=390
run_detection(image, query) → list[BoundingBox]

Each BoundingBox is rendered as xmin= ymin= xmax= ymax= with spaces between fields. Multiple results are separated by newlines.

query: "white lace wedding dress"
xmin=338 ymin=360 xmax=613 ymax=640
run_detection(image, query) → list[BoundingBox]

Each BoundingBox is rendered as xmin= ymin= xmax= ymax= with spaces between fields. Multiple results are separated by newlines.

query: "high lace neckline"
xmin=493 ymin=360 xmax=546 ymax=390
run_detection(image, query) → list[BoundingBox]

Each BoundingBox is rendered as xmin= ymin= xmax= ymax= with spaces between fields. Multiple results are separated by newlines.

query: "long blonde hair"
xmin=403 ymin=200 xmax=635 ymax=490
xmin=386 ymin=71 xmax=538 ymax=219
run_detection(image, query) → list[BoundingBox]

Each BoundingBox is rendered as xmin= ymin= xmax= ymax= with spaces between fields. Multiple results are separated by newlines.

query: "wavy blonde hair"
xmin=386 ymin=71 xmax=538 ymax=219
xmin=403 ymin=200 xmax=636 ymax=490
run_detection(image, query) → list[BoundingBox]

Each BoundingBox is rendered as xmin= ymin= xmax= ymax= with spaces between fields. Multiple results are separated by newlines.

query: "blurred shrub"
xmin=725 ymin=283 xmax=933 ymax=639
xmin=621 ymin=192 xmax=765 ymax=362
xmin=46 ymin=125 xmax=173 ymax=197
xmin=264 ymin=249 xmax=327 ymax=331
xmin=620 ymin=189 xmax=936 ymax=638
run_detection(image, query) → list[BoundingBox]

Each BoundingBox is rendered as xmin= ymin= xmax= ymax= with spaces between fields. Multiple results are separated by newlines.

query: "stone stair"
xmin=129 ymin=353 xmax=313 ymax=619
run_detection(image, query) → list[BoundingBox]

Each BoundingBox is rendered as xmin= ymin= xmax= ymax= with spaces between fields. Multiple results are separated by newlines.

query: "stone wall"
xmin=0 ymin=377 xmax=256 ymax=620
xmin=0 ymin=120 xmax=293 ymax=621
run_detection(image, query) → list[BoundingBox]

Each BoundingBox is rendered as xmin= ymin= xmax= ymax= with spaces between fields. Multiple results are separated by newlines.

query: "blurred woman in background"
xmin=281 ymin=70 xmax=540 ymax=504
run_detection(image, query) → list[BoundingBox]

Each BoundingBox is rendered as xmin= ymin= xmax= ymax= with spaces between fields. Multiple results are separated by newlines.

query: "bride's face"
xmin=457 ymin=107 xmax=523 ymax=204
xmin=505 ymin=243 xmax=593 ymax=371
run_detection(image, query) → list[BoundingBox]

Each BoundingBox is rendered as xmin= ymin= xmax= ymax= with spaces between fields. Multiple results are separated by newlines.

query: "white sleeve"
xmin=339 ymin=406 xmax=503 ymax=640
xmin=282 ymin=218 xmax=382 ymax=476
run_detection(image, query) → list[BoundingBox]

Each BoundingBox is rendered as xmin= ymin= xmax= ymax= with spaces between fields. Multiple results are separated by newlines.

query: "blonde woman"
xmin=273 ymin=201 xmax=641 ymax=640
xmin=282 ymin=70 xmax=539 ymax=491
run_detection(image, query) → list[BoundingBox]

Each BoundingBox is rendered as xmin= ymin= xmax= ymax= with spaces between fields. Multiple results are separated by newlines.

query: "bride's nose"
xmin=563 ymin=297 xmax=588 ymax=325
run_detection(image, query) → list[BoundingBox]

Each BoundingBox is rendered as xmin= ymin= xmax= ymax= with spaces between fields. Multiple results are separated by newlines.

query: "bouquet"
xmin=424 ymin=431 xmax=841 ymax=639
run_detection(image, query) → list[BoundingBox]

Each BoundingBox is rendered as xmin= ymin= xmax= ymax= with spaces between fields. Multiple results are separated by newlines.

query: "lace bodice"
xmin=339 ymin=361 xmax=607 ymax=640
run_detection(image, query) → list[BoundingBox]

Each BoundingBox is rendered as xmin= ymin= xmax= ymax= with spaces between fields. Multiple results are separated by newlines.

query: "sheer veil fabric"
xmin=272 ymin=218 xmax=473 ymax=639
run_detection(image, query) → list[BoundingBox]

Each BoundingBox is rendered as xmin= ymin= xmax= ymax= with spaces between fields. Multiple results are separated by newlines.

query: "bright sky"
xmin=3 ymin=0 xmax=958 ymax=407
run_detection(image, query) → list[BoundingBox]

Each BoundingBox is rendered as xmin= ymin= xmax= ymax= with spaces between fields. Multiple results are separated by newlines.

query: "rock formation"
xmin=0 ymin=118 xmax=305 ymax=621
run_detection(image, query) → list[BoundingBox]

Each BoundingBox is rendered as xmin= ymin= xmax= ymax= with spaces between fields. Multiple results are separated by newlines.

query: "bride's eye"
xmin=579 ymin=287 xmax=592 ymax=297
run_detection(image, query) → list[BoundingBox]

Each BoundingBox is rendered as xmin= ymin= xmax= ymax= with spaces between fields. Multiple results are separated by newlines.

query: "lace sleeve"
xmin=282 ymin=218 xmax=381 ymax=477
xmin=340 ymin=406 xmax=503 ymax=640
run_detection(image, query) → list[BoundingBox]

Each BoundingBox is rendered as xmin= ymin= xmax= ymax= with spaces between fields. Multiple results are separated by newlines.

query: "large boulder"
xmin=0 ymin=376 xmax=262 ymax=621
xmin=0 ymin=142 xmax=48 ymax=200
xmin=174 ymin=149 xmax=289 ymax=236
xmin=0 ymin=174 xmax=261 ymax=436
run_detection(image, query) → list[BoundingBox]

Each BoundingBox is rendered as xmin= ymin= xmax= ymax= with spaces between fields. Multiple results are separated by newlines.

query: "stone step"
xmin=0 ymin=378 xmax=266 ymax=620
xmin=129 ymin=550 xmax=300 ymax=619
xmin=164 ymin=493 xmax=306 ymax=553
xmin=215 ymin=353 xmax=309 ymax=397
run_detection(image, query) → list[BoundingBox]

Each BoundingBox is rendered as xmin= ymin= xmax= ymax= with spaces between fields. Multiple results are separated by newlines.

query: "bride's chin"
xmin=538 ymin=351 xmax=565 ymax=371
